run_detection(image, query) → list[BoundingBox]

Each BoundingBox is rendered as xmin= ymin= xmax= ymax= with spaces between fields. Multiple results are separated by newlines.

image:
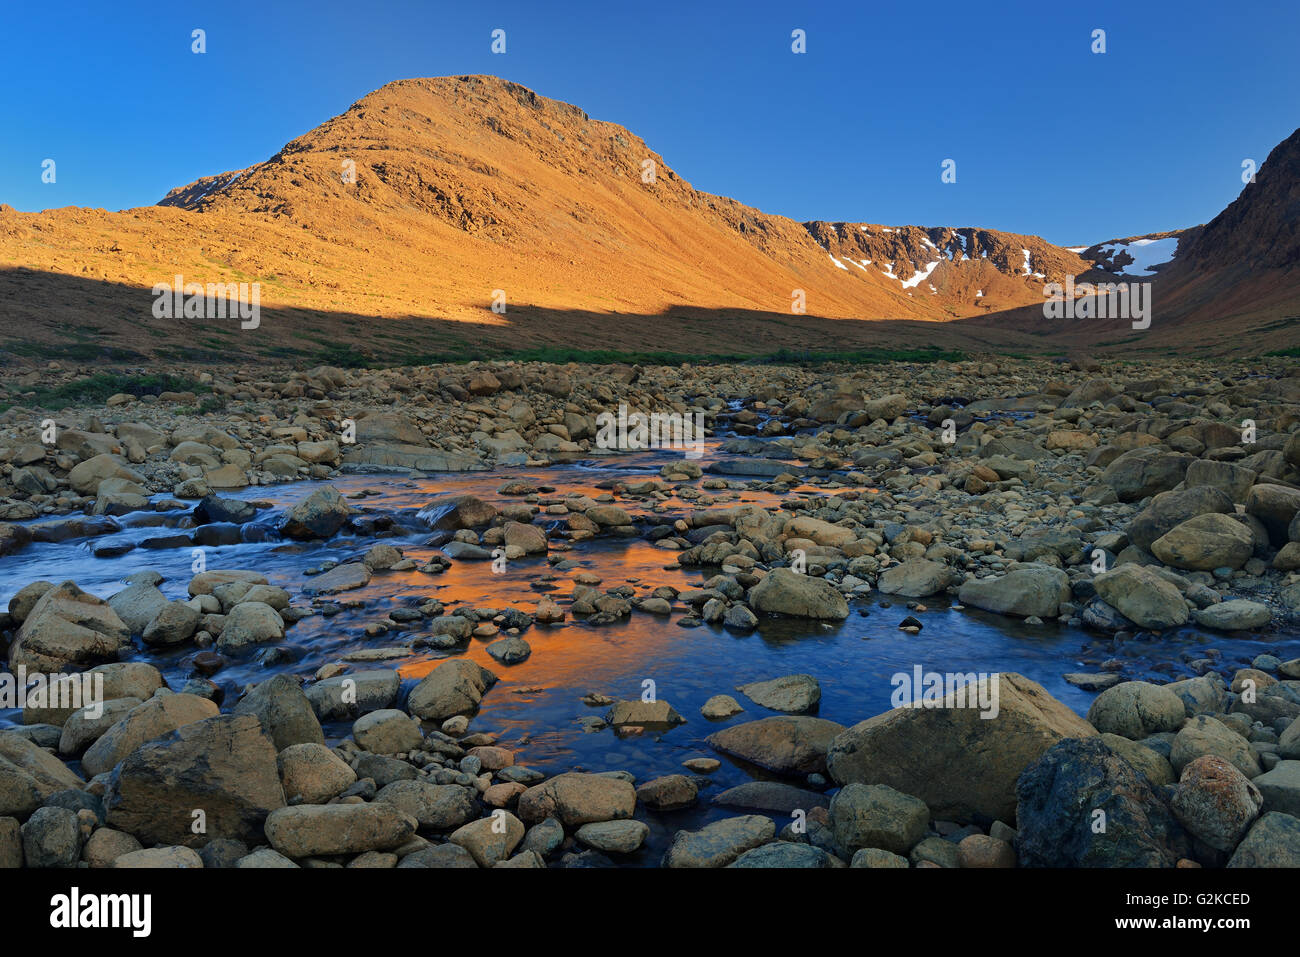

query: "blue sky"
xmin=3 ymin=0 xmax=1297 ymax=245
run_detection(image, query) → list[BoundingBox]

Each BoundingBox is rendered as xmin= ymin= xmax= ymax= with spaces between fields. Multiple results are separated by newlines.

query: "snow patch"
xmin=1097 ymin=237 xmax=1180 ymax=276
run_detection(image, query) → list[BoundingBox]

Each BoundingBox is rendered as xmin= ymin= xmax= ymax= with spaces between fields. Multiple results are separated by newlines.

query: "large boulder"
xmin=1093 ymin=564 xmax=1189 ymax=630
xmin=517 ymin=773 xmax=636 ymax=827
xmin=829 ymin=783 xmax=929 ymax=855
xmin=1227 ymin=812 xmax=1300 ymax=867
xmin=1100 ymin=449 xmax=1192 ymax=502
xmin=747 ymin=568 xmax=849 ymax=620
xmin=276 ymin=744 xmax=356 ymax=805
xmin=1086 ymin=681 xmax=1186 ymax=741
xmin=734 ymin=674 xmax=821 ymax=713
xmin=374 ymin=780 xmax=479 ymax=830
xmin=956 ymin=564 xmax=1070 ymax=618
xmin=305 ymin=670 xmax=401 ymax=721
xmin=406 ymin=659 xmax=497 ymax=721
xmin=827 ymin=673 xmax=1096 ymax=823
xmin=67 ymin=454 xmax=140 ymax=495
xmin=264 ymin=803 xmax=415 ymax=858
xmin=9 ymin=581 xmax=131 ymax=672
xmin=1183 ymin=460 xmax=1257 ymax=505
xmin=421 ymin=495 xmax=499 ymax=531
xmin=1127 ymin=486 xmax=1234 ymax=552
xmin=1170 ymin=755 xmax=1263 ymax=853
xmin=1169 ymin=715 xmax=1260 ymax=778
xmin=107 ymin=581 xmax=171 ymax=635
xmin=104 ymin=714 xmax=285 ymax=847
xmin=81 ymin=693 xmax=221 ymax=777
xmin=279 ymin=485 xmax=351 ymax=539
xmin=661 ymin=815 xmax=776 ymax=868
xmin=707 ymin=716 xmax=845 ymax=777
xmin=1245 ymin=483 xmax=1300 ymax=546
xmin=1193 ymin=599 xmax=1272 ymax=632
xmin=1151 ymin=513 xmax=1254 ymax=571
xmin=876 ymin=559 xmax=957 ymax=599
xmin=231 ymin=674 xmax=324 ymax=751
xmin=215 ymin=601 xmax=285 ymax=654
xmin=1016 ymin=738 xmax=1191 ymax=867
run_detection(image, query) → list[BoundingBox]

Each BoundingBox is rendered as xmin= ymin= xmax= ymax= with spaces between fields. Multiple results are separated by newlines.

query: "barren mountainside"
xmin=1 ymin=75 xmax=1298 ymax=361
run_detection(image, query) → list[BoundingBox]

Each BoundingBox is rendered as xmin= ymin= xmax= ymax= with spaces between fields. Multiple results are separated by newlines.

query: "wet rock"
xmin=302 ymin=562 xmax=371 ymax=595
xmin=1227 ymin=812 xmax=1300 ymax=867
xmin=142 ymin=601 xmax=201 ymax=647
xmin=1151 ymin=513 xmax=1254 ymax=571
xmin=215 ymin=601 xmax=285 ymax=654
xmin=277 ymin=743 xmax=357 ymax=804
xmin=662 ymin=814 xmax=775 ymax=868
xmin=701 ymin=694 xmax=743 ymax=718
xmin=1016 ymin=738 xmax=1190 ymax=867
xmin=877 ymin=559 xmax=957 ymax=599
xmin=407 ymin=659 xmax=498 ymax=721
xmin=280 ymin=485 xmax=351 ymax=539
xmin=353 ymin=709 xmax=423 ymax=754
xmin=374 ymin=781 xmax=479 ymax=830
xmin=82 ymin=693 xmax=221 ymax=777
xmin=828 ymin=673 xmax=1094 ymax=822
xmin=713 ymin=780 xmax=829 ymax=815
xmin=1093 ymin=564 xmax=1189 ymax=630
xmin=305 ymin=669 xmax=401 ymax=721
xmin=735 ymin=674 xmax=821 ymax=713
xmin=232 ymin=674 xmax=324 ymax=751
xmin=708 ymin=715 xmax=845 ymax=777
xmin=1170 ymin=755 xmax=1263 ymax=852
xmin=264 ymin=803 xmax=415 ymax=858
xmin=1192 ymin=599 xmax=1272 ymax=632
xmin=194 ymin=494 xmax=256 ymax=525
xmin=635 ymin=774 xmax=699 ymax=810
xmin=486 ymin=634 xmax=531 ymax=665
xmin=575 ymin=819 xmax=648 ymax=854
xmin=747 ymin=568 xmax=848 ymax=620
xmin=105 ymin=714 xmax=285 ymax=847
xmin=1087 ymin=681 xmax=1186 ymax=741
xmin=424 ymin=495 xmax=499 ymax=530
xmin=606 ymin=699 xmax=684 ymax=728
xmin=517 ymin=772 xmax=636 ymax=827
xmin=957 ymin=564 xmax=1070 ymax=618
xmin=10 ymin=581 xmax=131 ymax=671
xmin=1170 ymin=715 xmax=1261 ymax=779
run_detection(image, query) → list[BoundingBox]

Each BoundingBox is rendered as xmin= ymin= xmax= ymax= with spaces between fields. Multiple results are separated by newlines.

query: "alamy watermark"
xmin=1 ymin=666 xmax=104 ymax=719
xmin=890 ymin=666 xmax=1000 ymax=719
xmin=595 ymin=403 xmax=705 ymax=459
xmin=152 ymin=274 xmax=260 ymax=329
xmin=1043 ymin=276 xmax=1151 ymax=329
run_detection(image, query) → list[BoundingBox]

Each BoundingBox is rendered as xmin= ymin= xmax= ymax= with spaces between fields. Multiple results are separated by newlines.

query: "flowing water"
xmin=2 ymin=435 xmax=1297 ymax=865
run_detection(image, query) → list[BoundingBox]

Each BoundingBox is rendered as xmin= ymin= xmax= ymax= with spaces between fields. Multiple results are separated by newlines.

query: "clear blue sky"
xmin=3 ymin=0 xmax=1297 ymax=245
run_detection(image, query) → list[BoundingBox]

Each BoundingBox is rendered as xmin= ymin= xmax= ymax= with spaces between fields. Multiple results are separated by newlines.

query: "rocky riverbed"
xmin=2 ymin=354 xmax=1300 ymax=869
